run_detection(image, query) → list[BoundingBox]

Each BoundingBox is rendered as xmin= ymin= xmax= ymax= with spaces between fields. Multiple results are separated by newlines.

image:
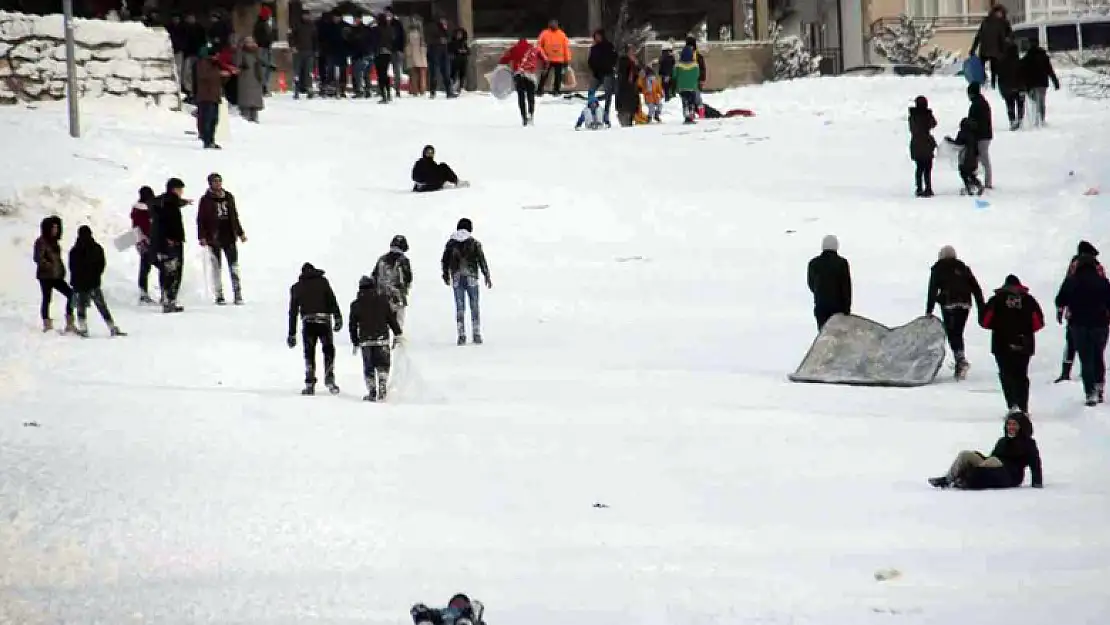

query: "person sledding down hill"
xmin=411 ymin=594 xmax=486 ymax=625
xmin=412 ymin=144 xmax=469 ymax=192
xmin=674 ymin=43 xmax=701 ymax=124
xmin=928 ymin=411 xmax=1042 ymax=490
xmin=574 ymin=93 xmax=605 ymax=130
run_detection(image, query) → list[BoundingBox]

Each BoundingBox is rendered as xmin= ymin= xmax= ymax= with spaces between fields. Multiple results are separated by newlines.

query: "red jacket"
xmin=500 ymin=40 xmax=545 ymax=75
xmin=196 ymin=189 xmax=244 ymax=247
xmin=130 ymin=202 xmax=151 ymax=238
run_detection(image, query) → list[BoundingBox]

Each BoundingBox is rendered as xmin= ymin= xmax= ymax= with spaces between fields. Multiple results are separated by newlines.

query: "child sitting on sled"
xmin=574 ymin=94 xmax=606 ymax=130
xmin=411 ymin=594 xmax=485 ymax=625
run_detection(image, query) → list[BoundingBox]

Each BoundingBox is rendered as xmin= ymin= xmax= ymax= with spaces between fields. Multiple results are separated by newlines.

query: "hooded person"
xmin=499 ymin=37 xmax=546 ymax=126
xmin=926 ymin=245 xmax=985 ymax=379
xmin=440 ymin=217 xmax=492 ymax=345
xmin=68 ymin=225 xmax=125 ymax=337
xmin=32 ymin=215 xmax=75 ymax=333
xmin=908 ymin=95 xmax=937 ymax=197
xmin=287 ymin=262 xmax=343 ymax=395
xmin=574 ymin=93 xmax=605 ymax=130
xmin=197 ymin=172 xmax=247 ymax=305
xmin=980 ymin=274 xmax=1045 ymax=413
xmin=153 ymin=177 xmax=192 ymax=313
xmin=1020 ymin=40 xmax=1059 ymax=127
xmin=674 ymin=43 xmax=701 ymax=124
xmin=412 ymin=145 xmax=468 ymax=192
xmin=638 ymin=65 xmax=664 ymax=122
xmin=131 ymin=185 xmax=158 ymax=303
xmin=1056 ymin=240 xmax=1105 ymax=382
xmin=807 ymin=235 xmax=852 ymax=330
xmin=929 ymin=411 xmax=1042 ymax=489
xmin=1054 ymin=250 xmax=1110 ymax=405
xmin=349 ymin=274 xmax=403 ymax=402
xmin=371 ymin=234 xmax=414 ymax=330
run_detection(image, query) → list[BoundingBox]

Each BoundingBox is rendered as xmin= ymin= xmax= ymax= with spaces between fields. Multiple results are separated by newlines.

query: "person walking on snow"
xmin=499 ymin=37 xmax=546 ymax=126
xmin=926 ymin=245 xmax=985 ymax=380
xmin=908 ymin=95 xmax=937 ymax=197
xmin=536 ymin=19 xmax=571 ymax=96
xmin=33 ymin=215 xmax=75 ymax=333
xmin=236 ymin=36 xmax=266 ymax=123
xmin=1054 ymin=251 xmax=1110 ymax=405
xmin=674 ymin=43 xmax=701 ymax=124
xmin=587 ymin=29 xmax=617 ymax=125
xmin=969 ymin=4 xmax=1013 ymax=89
xmin=372 ymin=235 xmax=413 ymax=331
xmin=996 ymin=41 xmax=1026 ymax=130
xmin=980 ymin=274 xmax=1045 ymax=415
xmin=1055 ymin=241 xmax=1105 ymax=382
xmin=441 ymin=218 xmax=492 ymax=345
xmin=68 ymin=225 xmax=125 ymax=338
xmin=349 ymin=275 xmax=404 ymax=402
xmin=928 ymin=411 xmax=1041 ymax=489
xmin=807 ymin=235 xmax=852 ymax=330
xmin=966 ymin=83 xmax=993 ymax=188
xmin=152 ymin=177 xmax=192 ymax=313
xmin=197 ymin=173 xmax=247 ymax=305
xmin=412 ymin=145 xmax=468 ymax=192
xmin=1020 ymin=41 xmax=1059 ymax=127
xmin=287 ymin=262 xmax=343 ymax=395
xmin=130 ymin=186 xmax=159 ymax=304
xmin=944 ymin=118 xmax=985 ymax=196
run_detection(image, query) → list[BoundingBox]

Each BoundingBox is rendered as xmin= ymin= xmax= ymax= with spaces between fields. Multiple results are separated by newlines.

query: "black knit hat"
xmin=456 ymin=218 xmax=472 ymax=232
xmin=1077 ymin=240 xmax=1099 ymax=257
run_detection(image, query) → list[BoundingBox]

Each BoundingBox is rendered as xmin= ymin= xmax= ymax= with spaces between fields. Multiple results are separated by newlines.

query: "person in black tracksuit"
xmin=1055 ymin=241 xmax=1105 ymax=382
xmin=349 ymin=275 xmax=403 ymax=402
xmin=926 ymin=245 xmax=985 ymax=379
xmin=448 ymin=28 xmax=470 ymax=92
xmin=996 ymin=41 xmax=1025 ymax=130
xmin=929 ymin=411 xmax=1042 ymax=489
xmin=908 ymin=95 xmax=937 ymax=197
xmin=151 ymin=177 xmax=191 ymax=313
xmin=980 ymin=274 xmax=1045 ymax=414
xmin=966 ymin=83 xmax=993 ymax=188
xmin=287 ymin=262 xmax=343 ymax=395
xmin=807 ymin=234 xmax=851 ymax=330
xmin=1054 ymin=252 xmax=1110 ymax=405
xmin=372 ymin=234 xmax=413 ymax=330
xmin=68 ymin=225 xmax=125 ymax=338
xmin=587 ymin=29 xmax=618 ymax=125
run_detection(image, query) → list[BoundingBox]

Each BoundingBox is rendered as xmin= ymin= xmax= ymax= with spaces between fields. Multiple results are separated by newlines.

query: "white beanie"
xmin=821 ymin=234 xmax=839 ymax=252
xmin=938 ymin=245 xmax=957 ymax=260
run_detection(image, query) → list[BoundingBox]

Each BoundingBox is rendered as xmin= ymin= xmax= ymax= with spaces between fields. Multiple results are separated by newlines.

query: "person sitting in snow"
xmin=944 ymin=118 xmax=984 ymax=196
xmin=412 ymin=144 xmax=468 ymax=192
xmin=673 ymin=43 xmax=701 ymax=124
xmin=411 ymin=593 xmax=485 ymax=625
xmin=929 ymin=411 xmax=1042 ymax=489
xmin=638 ymin=65 xmax=664 ymax=123
xmin=574 ymin=94 xmax=605 ymax=130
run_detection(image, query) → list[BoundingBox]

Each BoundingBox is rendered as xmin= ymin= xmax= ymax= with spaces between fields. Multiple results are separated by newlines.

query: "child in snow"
xmin=929 ymin=411 xmax=1041 ymax=490
xmin=638 ymin=65 xmax=664 ymax=123
xmin=658 ymin=41 xmax=676 ymax=101
xmin=371 ymin=234 xmax=413 ymax=330
xmin=411 ymin=594 xmax=485 ymax=625
xmin=574 ymin=94 xmax=605 ymax=130
xmin=944 ymin=118 xmax=984 ymax=196
xmin=908 ymin=95 xmax=937 ymax=197
xmin=673 ymin=44 xmax=701 ymax=124
xmin=68 ymin=225 xmax=126 ymax=337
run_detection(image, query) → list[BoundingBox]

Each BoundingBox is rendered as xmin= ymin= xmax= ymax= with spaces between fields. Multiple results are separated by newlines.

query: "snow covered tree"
xmin=769 ymin=23 xmax=821 ymax=80
xmin=870 ymin=14 xmax=955 ymax=70
xmin=1067 ymin=49 xmax=1110 ymax=99
xmin=601 ymin=0 xmax=655 ymax=52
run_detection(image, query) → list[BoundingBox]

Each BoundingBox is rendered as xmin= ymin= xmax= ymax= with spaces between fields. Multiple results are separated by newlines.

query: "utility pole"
xmin=62 ymin=0 xmax=81 ymax=138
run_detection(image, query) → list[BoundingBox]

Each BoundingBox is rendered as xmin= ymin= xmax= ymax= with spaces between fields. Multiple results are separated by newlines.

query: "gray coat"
xmin=237 ymin=48 xmax=266 ymax=109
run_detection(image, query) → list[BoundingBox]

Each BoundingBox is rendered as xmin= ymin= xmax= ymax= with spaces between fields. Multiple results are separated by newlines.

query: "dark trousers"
xmin=450 ymin=55 xmax=467 ymax=90
xmin=814 ymin=306 xmax=845 ymax=331
xmin=914 ymin=157 xmax=934 ymax=193
xmin=515 ymin=74 xmax=535 ymax=121
xmin=302 ymin=321 xmax=336 ymax=385
xmin=374 ymin=53 xmax=392 ymax=97
xmin=207 ymin=242 xmax=241 ymax=299
xmin=414 ymin=163 xmax=458 ymax=192
xmin=1063 ymin=325 xmax=1076 ymax=364
xmin=941 ymin=307 xmax=970 ymax=357
xmin=986 ymin=56 xmax=999 ymax=88
xmin=680 ymin=91 xmax=698 ymax=120
xmin=1003 ymin=90 xmax=1026 ymax=125
xmin=196 ymin=101 xmax=218 ymax=146
xmin=959 ymin=165 xmax=983 ymax=194
xmin=74 ymin=288 xmax=114 ymax=326
xmin=538 ymin=62 xmax=566 ymax=95
xmin=588 ymin=74 xmax=615 ymax=122
xmin=360 ymin=342 xmax=391 ymax=394
xmin=293 ymin=52 xmax=314 ymax=95
xmin=1069 ymin=325 xmax=1109 ymax=395
xmin=158 ymin=243 xmax=184 ymax=303
xmin=38 ymin=278 xmax=73 ymax=320
xmin=138 ymin=249 xmax=154 ymax=294
xmin=428 ymin=46 xmax=451 ymax=95
xmin=994 ymin=352 xmax=1031 ymax=412
xmin=662 ymin=75 xmax=675 ymax=100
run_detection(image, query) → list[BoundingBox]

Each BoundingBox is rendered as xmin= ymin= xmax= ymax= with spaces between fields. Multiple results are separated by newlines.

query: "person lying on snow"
xmin=574 ymin=94 xmax=605 ymax=130
xmin=412 ymin=144 xmax=469 ymax=192
xmin=411 ymin=594 xmax=485 ymax=625
xmin=929 ymin=411 xmax=1042 ymax=489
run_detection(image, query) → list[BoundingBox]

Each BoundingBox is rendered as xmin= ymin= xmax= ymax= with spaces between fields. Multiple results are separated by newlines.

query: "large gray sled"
xmin=789 ymin=314 xmax=947 ymax=387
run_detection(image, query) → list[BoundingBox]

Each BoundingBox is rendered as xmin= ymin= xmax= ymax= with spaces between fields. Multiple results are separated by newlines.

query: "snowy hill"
xmin=2 ymin=78 xmax=1110 ymax=624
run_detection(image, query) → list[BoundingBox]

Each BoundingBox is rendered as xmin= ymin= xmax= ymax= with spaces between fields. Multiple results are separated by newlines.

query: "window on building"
xmin=906 ymin=0 xmax=971 ymax=17
xmin=1080 ymin=21 xmax=1110 ymax=47
xmin=1046 ymin=22 xmax=1080 ymax=48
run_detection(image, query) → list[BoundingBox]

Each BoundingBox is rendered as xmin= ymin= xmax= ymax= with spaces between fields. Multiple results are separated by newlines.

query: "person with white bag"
xmin=129 ymin=186 xmax=158 ymax=304
xmin=498 ymin=38 xmax=546 ymax=126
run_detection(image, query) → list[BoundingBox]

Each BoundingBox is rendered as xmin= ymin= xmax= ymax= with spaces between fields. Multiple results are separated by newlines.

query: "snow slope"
xmin=2 ymin=79 xmax=1110 ymax=625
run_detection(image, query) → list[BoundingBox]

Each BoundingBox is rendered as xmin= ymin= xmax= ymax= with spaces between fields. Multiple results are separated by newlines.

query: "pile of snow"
xmin=0 ymin=11 xmax=178 ymax=107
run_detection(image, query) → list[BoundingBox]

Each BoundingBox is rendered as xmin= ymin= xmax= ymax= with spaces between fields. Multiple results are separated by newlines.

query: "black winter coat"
xmin=658 ymin=50 xmax=675 ymax=78
xmin=288 ymin=263 xmax=341 ymax=335
xmin=968 ymin=94 xmax=993 ymax=140
xmin=945 ymin=125 xmax=979 ymax=172
xmin=372 ymin=251 xmax=413 ymax=305
xmin=971 ymin=13 xmax=1012 ymax=59
xmin=614 ymin=56 xmax=640 ymax=114
xmin=908 ymin=106 xmax=937 ymax=161
xmin=980 ymin=284 xmax=1045 ymax=356
xmin=349 ymin=286 xmax=402 ymax=344
xmin=995 ymin=47 xmax=1024 ymax=95
xmin=807 ymin=251 xmax=852 ymax=314
xmin=588 ymin=40 xmax=617 ymax=79
xmin=253 ymin=18 xmax=274 ymax=48
xmin=448 ymin=33 xmax=470 ymax=59
xmin=151 ymin=192 xmax=187 ymax=252
xmin=1055 ymin=258 xmax=1110 ymax=327
xmin=68 ymin=232 xmax=106 ymax=291
xmin=927 ymin=258 xmax=984 ymax=313
xmin=1020 ymin=46 xmax=1059 ymax=89
xmin=350 ymin=24 xmax=374 ymax=57
xmin=962 ymin=413 xmax=1042 ymax=489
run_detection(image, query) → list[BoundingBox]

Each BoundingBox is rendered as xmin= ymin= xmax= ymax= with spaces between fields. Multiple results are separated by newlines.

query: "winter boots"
xmin=363 ymin=368 xmax=388 ymax=402
xmin=954 ymin=352 xmax=969 ymax=381
xmin=42 ymin=317 xmax=78 ymax=333
xmin=1055 ymin=360 xmax=1073 ymax=383
xmin=928 ymin=476 xmax=951 ymax=488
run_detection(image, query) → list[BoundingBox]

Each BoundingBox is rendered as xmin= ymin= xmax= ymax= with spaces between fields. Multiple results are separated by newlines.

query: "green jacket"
xmin=674 ymin=60 xmax=700 ymax=92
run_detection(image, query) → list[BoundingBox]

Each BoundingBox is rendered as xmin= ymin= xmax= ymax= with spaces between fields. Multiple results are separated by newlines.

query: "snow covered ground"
xmin=2 ymin=77 xmax=1110 ymax=625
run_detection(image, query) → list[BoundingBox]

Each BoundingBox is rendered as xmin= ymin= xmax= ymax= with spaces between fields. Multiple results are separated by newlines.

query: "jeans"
xmin=38 ymin=278 xmax=73 ymax=320
xmin=588 ymin=74 xmax=615 ymax=122
xmin=352 ymin=55 xmax=371 ymax=94
xmin=293 ymin=52 xmax=314 ymax=95
xmin=1027 ymin=87 xmax=1048 ymax=126
xmin=196 ymin=101 xmax=218 ymax=145
xmin=326 ymin=56 xmax=346 ymax=93
xmin=1003 ymin=90 xmax=1025 ymax=126
xmin=74 ymin=288 xmax=115 ymax=328
xmin=428 ymin=46 xmax=451 ymax=95
xmin=452 ymin=276 xmax=481 ymax=338
xmin=138 ymin=247 xmax=154 ymax=294
xmin=1070 ymin=325 xmax=1109 ymax=395
xmin=680 ymin=91 xmax=698 ymax=120
xmin=207 ymin=242 xmax=241 ymax=300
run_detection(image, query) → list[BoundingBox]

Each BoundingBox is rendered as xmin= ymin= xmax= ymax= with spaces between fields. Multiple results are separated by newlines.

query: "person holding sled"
xmin=980 ymin=274 xmax=1045 ymax=414
xmin=441 ymin=217 xmax=492 ymax=345
xmin=807 ymin=235 xmax=852 ymax=330
xmin=372 ymin=234 xmax=413 ymax=330
xmin=287 ymin=262 xmax=343 ymax=395
xmin=33 ymin=215 xmax=75 ymax=333
xmin=349 ymin=275 xmax=403 ymax=402
xmin=1055 ymin=241 xmax=1105 ymax=382
xmin=499 ymin=37 xmax=546 ymax=126
xmin=68 ymin=225 xmax=126 ymax=338
xmin=927 ymin=245 xmax=985 ymax=380
xmin=131 ymin=185 xmax=158 ymax=304
xmin=1054 ymin=251 xmax=1110 ymax=406
xmin=197 ymin=172 xmax=247 ymax=305
xmin=944 ymin=118 xmax=985 ymax=196
xmin=928 ymin=411 xmax=1042 ymax=489
xmin=412 ymin=144 xmax=468 ymax=192
xmin=908 ymin=95 xmax=937 ymax=198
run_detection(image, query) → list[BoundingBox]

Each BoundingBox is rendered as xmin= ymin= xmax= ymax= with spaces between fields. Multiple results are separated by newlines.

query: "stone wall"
xmin=469 ymin=39 xmax=773 ymax=92
xmin=0 ymin=11 xmax=179 ymax=107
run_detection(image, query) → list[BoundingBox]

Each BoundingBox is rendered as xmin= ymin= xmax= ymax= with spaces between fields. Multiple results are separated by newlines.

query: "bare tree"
xmin=600 ymin=0 xmax=654 ymax=52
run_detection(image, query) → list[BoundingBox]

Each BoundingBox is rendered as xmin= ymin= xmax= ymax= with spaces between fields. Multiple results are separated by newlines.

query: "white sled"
xmin=113 ymin=227 xmax=142 ymax=251
xmin=215 ymin=98 xmax=230 ymax=144
xmin=485 ymin=66 xmax=514 ymax=100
